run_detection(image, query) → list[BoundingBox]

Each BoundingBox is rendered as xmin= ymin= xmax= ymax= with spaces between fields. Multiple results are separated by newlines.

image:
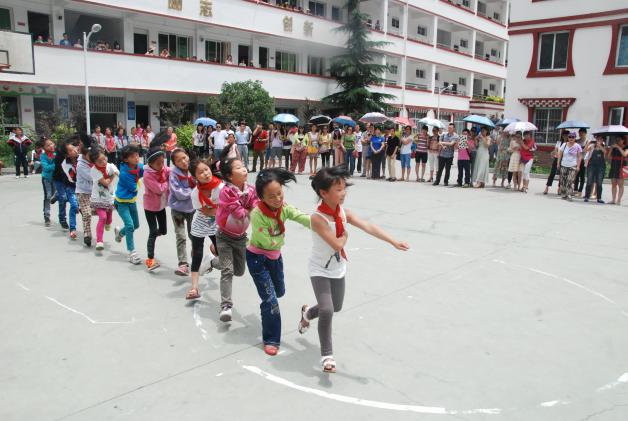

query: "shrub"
xmin=175 ymin=123 xmax=195 ymax=151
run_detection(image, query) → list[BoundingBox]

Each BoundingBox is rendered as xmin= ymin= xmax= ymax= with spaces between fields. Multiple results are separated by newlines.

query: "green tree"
xmin=300 ymin=98 xmax=322 ymax=123
xmin=322 ymin=0 xmax=395 ymax=117
xmin=160 ymin=102 xmax=189 ymax=127
xmin=175 ymin=123 xmax=195 ymax=150
xmin=207 ymin=80 xmax=275 ymax=125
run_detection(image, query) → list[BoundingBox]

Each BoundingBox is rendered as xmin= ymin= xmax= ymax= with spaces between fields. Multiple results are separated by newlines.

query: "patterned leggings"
xmin=559 ymin=166 xmax=577 ymax=198
xmin=77 ymin=193 xmax=92 ymax=238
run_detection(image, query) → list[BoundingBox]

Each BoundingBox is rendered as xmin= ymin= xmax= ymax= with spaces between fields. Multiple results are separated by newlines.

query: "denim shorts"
xmin=400 ymin=154 xmax=411 ymax=168
xmin=270 ymin=147 xmax=283 ymax=159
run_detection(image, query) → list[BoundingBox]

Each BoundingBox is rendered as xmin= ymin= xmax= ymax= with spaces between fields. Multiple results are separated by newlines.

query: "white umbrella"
xmin=591 ymin=125 xmax=628 ymax=136
xmin=359 ymin=112 xmax=390 ymax=124
xmin=504 ymin=121 xmax=538 ymax=133
xmin=418 ymin=117 xmax=445 ymax=129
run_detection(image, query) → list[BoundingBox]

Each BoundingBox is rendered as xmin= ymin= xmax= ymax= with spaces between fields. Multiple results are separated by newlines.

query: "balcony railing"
xmin=471 ymin=95 xmax=504 ymax=103
xmin=243 ymin=0 xmax=347 ymax=24
xmin=405 ymin=82 xmax=431 ymax=91
xmin=474 ymin=53 xmax=503 ymax=65
xmin=440 ymin=0 xmax=475 ymax=15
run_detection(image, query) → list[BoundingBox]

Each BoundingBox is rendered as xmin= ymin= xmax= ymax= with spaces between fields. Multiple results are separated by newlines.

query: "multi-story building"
xmin=505 ymin=1 xmax=628 ymax=145
xmin=0 ymin=0 xmax=508 ymax=133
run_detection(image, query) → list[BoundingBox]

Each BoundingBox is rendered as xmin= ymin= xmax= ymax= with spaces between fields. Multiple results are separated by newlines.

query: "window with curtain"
xmin=276 ymin=51 xmax=297 ymax=72
xmin=609 ymin=107 xmax=625 ymax=125
xmin=538 ymin=32 xmax=569 ymax=70
xmin=158 ymin=33 xmax=192 ymax=58
xmin=308 ymin=1 xmax=325 ymax=17
xmin=617 ymin=25 xmax=628 ymax=67
xmin=308 ymin=56 xmax=324 ymax=75
xmin=533 ymin=108 xmax=563 ymax=144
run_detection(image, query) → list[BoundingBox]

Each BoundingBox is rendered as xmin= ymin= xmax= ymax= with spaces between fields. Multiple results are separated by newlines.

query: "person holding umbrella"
xmin=608 ymin=135 xmax=627 ymax=205
xmin=472 ymin=126 xmax=492 ymax=188
xmin=583 ymin=134 xmax=606 ymax=203
xmin=556 ymin=132 xmax=583 ymax=201
xmin=519 ymin=131 xmax=537 ymax=193
xmin=318 ymin=125 xmax=332 ymax=168
xmin=544 ymin=130 xmax=569 ymax=195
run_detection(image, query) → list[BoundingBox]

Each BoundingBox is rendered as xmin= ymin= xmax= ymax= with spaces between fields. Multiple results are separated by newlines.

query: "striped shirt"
xmin=190 ymin=184 xmax=222 ymax=237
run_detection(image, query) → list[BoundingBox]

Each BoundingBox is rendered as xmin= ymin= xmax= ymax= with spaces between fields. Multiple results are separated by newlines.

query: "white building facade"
xmin=0 ymin=0 xmax=508 ymax=133
xmin=505 ymin=0 xmax=628 ymax=145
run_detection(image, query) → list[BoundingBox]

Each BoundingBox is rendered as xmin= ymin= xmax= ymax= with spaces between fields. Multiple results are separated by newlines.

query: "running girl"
xmin=114 ymin=144 xmax=144 ymax=264
xmin=298 ymin=166 xmax=409 ymax=373
xmin=89 ymin=147 xmax=119 ymax=251
xmin=143 ymin=146 xmax=171 ymax=271
xmin=247 ymin=168 xmax=310 ymax=355
xmin=169 ymin=148 xmax=195 ymax=276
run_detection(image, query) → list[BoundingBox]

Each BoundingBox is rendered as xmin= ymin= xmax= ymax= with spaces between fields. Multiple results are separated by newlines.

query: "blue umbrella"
xmin=333 ymin=115 xmax=356 ymax=127
xmin=556 ymin=120 xmax=590 ymax=129
xmin=496 ymin=117 xmax=521 ymax=127
xmin=463 ymin=115 xmax=496 ymax=128
xmin=272 ymin=113 xmax=299 ymax=125
xmin=194 ymin=117 xmax=217 ymax=128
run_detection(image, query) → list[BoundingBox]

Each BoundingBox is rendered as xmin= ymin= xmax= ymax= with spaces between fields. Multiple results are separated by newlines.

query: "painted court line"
xmin=242 ymin=365 xmax=502 ymax=415
xmin=45 ymin=296 xmax=135 ymax=325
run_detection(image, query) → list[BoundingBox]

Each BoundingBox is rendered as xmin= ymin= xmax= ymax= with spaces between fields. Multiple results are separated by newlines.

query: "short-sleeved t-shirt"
xmin=440 ymin=133 xmax=458 ymax=158
xmin=90 ymin=163 xmax=119 ymax=207
xmin=386 ymin=135 xmax=400 ymax=156
xmin=400 ymin=135 xmax=413 ymax=154
xmin=235 ymin=130 xmax=250 ymax=145
xmin=560 ymin=142 xmax=582 ymax=168
xmin=211 ymin=130 xmax=228 ymax=150
xmin=370 ymin=135 xmax=385 ymax=152
xmin=416 ymin=134 xmax=429 ymax=153
xmin=457 ymin=135 xmax=470 ymax=160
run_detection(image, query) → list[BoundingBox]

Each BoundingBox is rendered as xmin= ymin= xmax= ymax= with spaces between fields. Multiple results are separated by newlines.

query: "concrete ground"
xmin=1 ymin=168 xmax=627 ymax=421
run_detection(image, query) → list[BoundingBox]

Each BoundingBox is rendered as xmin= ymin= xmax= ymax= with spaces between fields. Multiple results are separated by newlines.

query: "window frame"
xmin=533 ymin=107 xmax=563 ymax=144
xmin=527 ymin=28 xmax=575 ymax=78
xmin=276 ymin=50 xmax=297 ymax=73
xmin=0 ymin=7 xmax=13 ymax=31
xmin=615 ymin=24 xmax=628 ymax=67
xmin=537 ymin=31 xmax=569 ymax=71
xmin=608 ymin=107 xmax=625 ymax=125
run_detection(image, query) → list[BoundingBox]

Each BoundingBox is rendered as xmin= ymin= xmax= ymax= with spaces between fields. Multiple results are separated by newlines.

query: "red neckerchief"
xmin=46 ymin=151 xmax=55 ymax=160
xmin=67 ymin=158 xmax=77 ymax=182
xmin=197 ymin=176 xmax=221 ymax=209
xmin=258 ymin=201 xmax=284 ymax=236
xmin=157 ymin=168 xmax=168 ymax=184
xmin=177 ymin=172 xmax=196 ymax=188
xmin=127 ymin=165 xmax=140 ymax=183
xmin=96 ymin=164 xmax=109 ymax=179
xmin=317 ymin=203 xmax=347 ymax=260
xmin=106 ymin=136 xmax=116 ymax=152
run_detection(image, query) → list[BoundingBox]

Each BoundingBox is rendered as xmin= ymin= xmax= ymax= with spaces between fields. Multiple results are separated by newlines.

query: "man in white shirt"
xmin=235 ymin=121 xmax=251 ymax=170
xmin=211 ymin=123 xmax=228 ymax=159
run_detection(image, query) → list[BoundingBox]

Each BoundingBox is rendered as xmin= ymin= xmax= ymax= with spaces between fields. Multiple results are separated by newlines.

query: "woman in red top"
xmin=520 ymin=131 xmax=537 ymax=193
xmin=164 ymin=126 xmax=178 ymax=167
xmin=251 ymin=124 xmax=268 ymax=172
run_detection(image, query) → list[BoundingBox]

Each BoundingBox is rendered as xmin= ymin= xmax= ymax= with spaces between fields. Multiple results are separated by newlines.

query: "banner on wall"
xmin=127 ymin=101 xmax=136 ymax=121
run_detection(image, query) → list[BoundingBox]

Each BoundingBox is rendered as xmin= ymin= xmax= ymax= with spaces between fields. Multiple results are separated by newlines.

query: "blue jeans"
xmin=237 ymin=144 xmax=249 ymax=168
xmin=54 ymin=181 xmax=78 ymax=230
xmin=214 ymin=148 xmax=223 ymax=160
xmin=344 ymin=149 xmax=355 ymax=174
xmin=42 ymin=178 xmax=56 ymax=219
xmin=246 ymin=250 xmax=285 ymax=346
xmin=115 ymin=201 xmax=140 ymax=252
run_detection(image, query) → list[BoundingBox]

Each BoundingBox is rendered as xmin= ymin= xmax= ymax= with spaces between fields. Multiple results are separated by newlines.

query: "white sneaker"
xmin=199 ymin=250 xmax=215 ymax=275
xmin=95 ymin=242 xmax=104 ymax=250
xmin=219 ymin=305 xmax=232 ymax=322
xmin=114 ymin=226 xmax=122 ymax=243
xmin=15 ymin=175 xmax=19 ymax=179
xmin=128 ymin=251 xmax=141 ymax=265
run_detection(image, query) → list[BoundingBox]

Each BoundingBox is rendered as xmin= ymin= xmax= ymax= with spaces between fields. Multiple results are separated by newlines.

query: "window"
xmin=276 ymin=107 xmax=297 ymax=116
xmin=609 ymin=107 xmax=625 ymax=125
xmin=617 ymin=25 xmax=628 ymax=67
xmin=276 ymin=51 xmax=297 ymax=72
xmin=489 ymin=83 xmax=496 ymax=91
xmin=0 ymin=96 xmax=19 ymax=127
xmin=538 ymin=32 xmax=569 ymax=70
xmin=491 ymin=48 xmax=498 ymax=57
xmin=308 ymin=56 xmax=324 ymax=75
xmin=477 ymin=1 xmax=486 ymax=15
xmin=0 ymin=8 xmax=11 ymax=30
xmin=437 ymin=30 xmax=451 ymax=47
xmin=205 ymin=40 xmax=224 ymax=63
xmin=331 ymin=6 xmax=342 ymax=22
xmin=416 ymin=69 xmax=425 ymax=78
xmin=435 ymin=72 xmax=439 ymax=81
xmin=391 ymin=18 xmax=400 ymax=29
xmin=417 ymin=26 xmax=427 ymax=36
xmin=308 ymin=1 xmax=325 ymax=17
xmin=388 ymin=64 xmax=398 ymax=75
xmin=493 ymin=12 xmax=500 ymax=21
xmin=458 ymin=77 xmax=466 ymax=86
xmin=159 ymin=33 xmax=192 ymax=58
xmin=462 ymin=0 xmax=470 ymax=7
xmin=533 ymin=108 xmax=563 ymax=144
xmin=460 ymin=39 xmax=468 ymax=49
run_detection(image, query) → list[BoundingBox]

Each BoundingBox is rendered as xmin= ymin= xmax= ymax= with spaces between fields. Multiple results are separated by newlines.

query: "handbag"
xmin=622 ymin=165 xmax=628 ymax=179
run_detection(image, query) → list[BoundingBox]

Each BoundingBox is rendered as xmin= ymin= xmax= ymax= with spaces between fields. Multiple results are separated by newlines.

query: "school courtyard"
xmin=1 ymin=172 xmax=627 ymax=421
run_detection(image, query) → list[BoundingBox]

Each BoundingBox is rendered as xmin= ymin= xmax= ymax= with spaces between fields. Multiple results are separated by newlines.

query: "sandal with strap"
xmin=298 ymin=305 xmax=310 ymax=334
xmin=186 ymin=288 xmax=201 ymax=300
xmin=321 ymin=356 xmax=336 ymax=373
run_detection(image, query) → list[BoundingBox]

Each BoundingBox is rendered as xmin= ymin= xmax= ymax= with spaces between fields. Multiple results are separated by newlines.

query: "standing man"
xmin=433 ymin=123 xmax=458 ymax=186
xmin=211 ymin=123 xmax=227 ymax=160
xmin=251 ymin=124 xmax=268 ymax=172
xmin=235 ymin=121 xmax=251 ymax=170
xmin=385 ymin=127 xmax=400 ymax=181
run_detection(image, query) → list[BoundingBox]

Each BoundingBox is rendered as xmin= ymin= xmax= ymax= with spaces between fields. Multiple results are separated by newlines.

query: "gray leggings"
xmin=306 ymin=276 xmax=345 ymax=357
xmin=211 ymin=230 xmax=247 ymax=307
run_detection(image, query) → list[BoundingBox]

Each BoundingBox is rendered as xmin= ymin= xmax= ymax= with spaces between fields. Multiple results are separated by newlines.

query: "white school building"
xmin=0 ymin=0 xmax=508 ymax=133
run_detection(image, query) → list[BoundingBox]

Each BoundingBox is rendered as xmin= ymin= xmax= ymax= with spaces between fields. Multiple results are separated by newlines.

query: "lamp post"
xmin=83 ymin=23 xmax=101 ymax=134
xmin=436 ymin=84 xmax=454 ymax=122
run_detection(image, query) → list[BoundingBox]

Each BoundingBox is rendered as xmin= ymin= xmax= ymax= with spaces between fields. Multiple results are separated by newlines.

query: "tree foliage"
xmin=206 ymin=80 xmax=275 ymax=126
xmin=322 ymin=0 xmax=395 ymax=117
xmin=159 ymin=102 xmax=189 ymax=127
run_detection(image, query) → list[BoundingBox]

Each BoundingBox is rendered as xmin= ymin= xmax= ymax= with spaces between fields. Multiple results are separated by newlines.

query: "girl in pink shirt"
xmin=143 ymin=147 xmax=171 ymax=271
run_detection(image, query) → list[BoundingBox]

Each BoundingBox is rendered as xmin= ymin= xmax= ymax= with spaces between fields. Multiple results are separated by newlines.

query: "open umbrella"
xmin=359 ymin=112 xmax=390 ymax=124
xmin=393 ymin=116 xmax=416 ymax=128
xmin=193 ymin=117 xmax=217 ymax=128
xmin=557 ymin=120 xmax=590 ymax=129
xmin=463 ymin=115 xmax=496 ymax=128
xmin=496 ymin=117 xmax=521 ymax=127
xmin=418 ymin=117 xmax=445 ymax=129
xmin=309 ymin=115 xmax=332 ymax=126
xmin=272 ymin=113 xmax=299 ymax=125
xmin=504 ymin=121 xmax=538 ymax=133
xmin=591 ymin=125 xmax=628 ymax=136
xmin=333 ymin=115 xmax=356 ymax=127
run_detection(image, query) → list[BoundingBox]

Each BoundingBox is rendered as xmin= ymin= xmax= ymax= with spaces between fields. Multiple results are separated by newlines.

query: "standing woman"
xmin=584 ymin=135 xmax=607 ymax=203
xmin=507 ymin=133 xmax=523 ymax=191
xmin=165 ymin=126 xmax=178 ymax=167
xmin=544 ymin=130 xmax=569 ymax=194
xmin=104 ymin=127 xmax=117 ymax=167
xmin=370 ymin=127 xmax=386 ymax=179
xmin=556 ymin=132 xmax=583 ymax=201
xmin=334 ymin=128 xmax=345 ymax=167
xmin=343 ymin=126 xmax=357 ymax=175
xmin=608 ymin=135 xmax=627 ymax=205
xmin=318 ymin=126 xmax=331 ymax=168
xmin=361 ymin=125 xmax=372 ymax=178
xmin=193 ymin=123 xmax=206 ymax=159
xmin=472 ymin=126 xmax=491 ymax=188
xmin=290 ymin=126 xmax=307 ymax=173
xmin=427 ymin=129 xmax=440 ymax=183
xmin=282 ymin=127 xmax=293 ymax=170
xmin=114 ymin=127 xmax=129 ymax=166
xmin=493 ymin=130 xmax=511 ymax=187
xmin=305 ymin=124 xmax=320 ymax=177
xmin=269 ymin=124 xmax=283 ymax=168
xmin=519 ymin=131 xmax=537 ymax=193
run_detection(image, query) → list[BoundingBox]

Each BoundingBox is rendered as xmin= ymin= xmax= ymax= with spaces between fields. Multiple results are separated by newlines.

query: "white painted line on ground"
xmin=16 ymin=283 xmax=30 ymax=291
xmin=539 ymin=400 xmax=570 ymax=407
xmin=242 ymin=365 xmax=502 ymax=415
xmin=45 ymin=296 xmax=135 ymax=325
xmin=596 ymin=372 xmax=628 ymax=392
xmin=193 ymin=301 xmax=208 ymax=341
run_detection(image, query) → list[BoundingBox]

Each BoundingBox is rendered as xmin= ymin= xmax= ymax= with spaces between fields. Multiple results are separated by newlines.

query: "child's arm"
xmin=220 ymin=188 xmax=249 ymax=220
xmin=99 ymin=177 xmax=112 ymax=187
xmin=311 ymin=214 xmax=348 ymax=252
xmin=345 ymin=209 xmax=409 ymax=250
xmin=284 ymin=205 xmax=311 ymax=229
xmin=169 ymin=175 xmax=191 ymax=200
